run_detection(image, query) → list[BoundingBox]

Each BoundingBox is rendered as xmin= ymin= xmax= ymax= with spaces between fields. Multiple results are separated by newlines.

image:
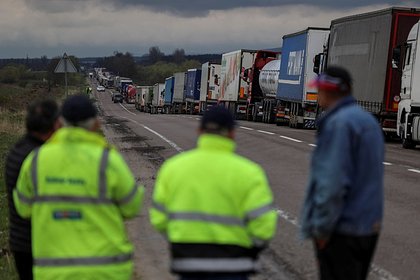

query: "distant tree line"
xmin=0 ymin=55 xmax=82 ymax=91
xmin=94 ymin=46 xmax=221 ymax=85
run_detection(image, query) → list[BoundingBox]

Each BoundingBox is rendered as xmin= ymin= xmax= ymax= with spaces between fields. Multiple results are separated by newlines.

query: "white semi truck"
xmin=397 ymin=20 xmax=420 ymax=148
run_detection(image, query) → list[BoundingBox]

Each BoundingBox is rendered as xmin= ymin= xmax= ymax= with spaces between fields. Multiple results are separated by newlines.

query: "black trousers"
xmin=13 ymin=251 xmax=33 ymax=280
xmin=315 ymin=233 xmax=379 ymax=280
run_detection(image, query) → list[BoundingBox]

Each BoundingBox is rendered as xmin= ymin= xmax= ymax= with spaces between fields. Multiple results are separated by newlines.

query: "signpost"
xmin=54 ymin=53 xmax=78 ymax=97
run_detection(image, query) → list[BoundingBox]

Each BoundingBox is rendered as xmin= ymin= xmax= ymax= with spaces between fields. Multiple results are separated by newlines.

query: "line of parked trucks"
xmin=92 ymin=7 xmax=420 ymax=149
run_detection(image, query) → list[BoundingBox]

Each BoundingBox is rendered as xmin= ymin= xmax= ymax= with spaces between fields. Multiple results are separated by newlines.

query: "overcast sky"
xmin=0 ymin=0 xmax=418 ymax=58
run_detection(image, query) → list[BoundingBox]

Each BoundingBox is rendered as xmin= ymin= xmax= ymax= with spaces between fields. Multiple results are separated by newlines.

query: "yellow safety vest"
xmin=14 ymin=127 xmax=144 ymax=280
xmin=150 ymin=134 xmax=277 ymax=273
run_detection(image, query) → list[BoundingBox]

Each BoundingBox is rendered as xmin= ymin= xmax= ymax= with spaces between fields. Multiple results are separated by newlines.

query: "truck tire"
xmin=402 ymin=138 xmax=416 ymax=149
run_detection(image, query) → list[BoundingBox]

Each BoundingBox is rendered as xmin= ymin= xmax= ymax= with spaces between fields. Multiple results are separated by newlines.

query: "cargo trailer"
xmin=220 ymin=49 xmax=278 ymax=119
xmin=277 ymin=28 xmax=330 ymax=128
xmin=185 ymin=69 xmax=202 ymax=114
xmin=326 ymin=7 xmax=420 ymax=135
xmin=151 ymin=83 xmax=165 ymax=114
xmin=164 ymin=76 xmax=175 ymax=114
xmin=172 ymin=72 xmax=187 ymax=114
xmin=200 ymin=62 xmax=221 ymax=113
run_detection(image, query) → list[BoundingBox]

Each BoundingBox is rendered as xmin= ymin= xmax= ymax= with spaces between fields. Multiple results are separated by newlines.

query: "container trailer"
xmin=164 ymin=76 xmax=175 ymax=114
xmin=151 ymin=83 xmax=165 ymax=114
xmin=220 ymin=49 xmax=278 ymax=120
xmin=325 ymin=7 xmax=420 ymax=135
xmin=172 ymin=72 xmax=187 ymax=114
xmin=185 ymin=69 xmax=202 ymax=114
xmin=200 ymin=62 xmax=221 ymax=113
xmin=276 ymin=27 xmax=330 ymax=128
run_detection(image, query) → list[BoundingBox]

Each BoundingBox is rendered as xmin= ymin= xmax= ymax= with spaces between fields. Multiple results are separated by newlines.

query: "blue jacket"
xmin=300 ymin=96 xmax=384 ymax=239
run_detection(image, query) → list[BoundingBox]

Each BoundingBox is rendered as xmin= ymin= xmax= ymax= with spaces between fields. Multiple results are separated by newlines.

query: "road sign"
xmin=54 ymin=53 xmax=77 ymax=97
xmin=55 ymin=53 xmax=77 ymax=73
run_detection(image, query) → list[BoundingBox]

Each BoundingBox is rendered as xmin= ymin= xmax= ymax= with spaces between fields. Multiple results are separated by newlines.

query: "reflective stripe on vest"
xmin=117 ymin=184 xmax=138 ymax=205
xmin=30 ymin=148 xmax=111 ymax=204
xmin=31 ymin=148 xmax=40 ymax=196
xmin=169 ymin=212 xmax=245 ymax=227
xmin=152 ymin=201 xmax=274 ymax=227
xmin=245 ymin=203 xmax=274 ymax=221
xmin=98 ymin=148 xmax=110 ymax=199
xmin=34 ymin=253 xmax=132 ymax=267
xmin=171 ymin=258 xmax=255 ymax=272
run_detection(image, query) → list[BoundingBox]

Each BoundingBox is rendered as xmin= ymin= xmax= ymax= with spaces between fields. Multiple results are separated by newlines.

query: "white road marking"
xmin=280 ymin=135 xmax=303 ymax=143
xmin=195 ymin=118 xmax=200 ymax=120
xmin=308 ymin=144 xmax=317 ymax=147
xmin=408 ymin=168 xmax=420 ymax=174
xmin=240 ymin=126 xmax=254 ymax=131
xmin=257 ymin=130 xmax=275 ymax=135
xmin=370 ymin=264 xmax=400 ymax=280
xmin=276 ymin=209 xmax=299 ymax=226
xmin=383 ymin=162 xmax=393 ymax=166
xmin=119 ymin=116 xmax=184 ymax=153
xmin=276 ymin=210 xmax=399 ymax=280
xmin=112 ymin=100 xmax=398 ymax=280
xmin=119 ymin=103 xmax=136 ymax=116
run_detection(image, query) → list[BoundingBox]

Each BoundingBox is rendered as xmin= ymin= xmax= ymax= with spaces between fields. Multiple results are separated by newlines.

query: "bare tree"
xmin=172 ymin=48 xmax=186 ymax=64
xmin=149 ymin=46 xmax=164 ymax=64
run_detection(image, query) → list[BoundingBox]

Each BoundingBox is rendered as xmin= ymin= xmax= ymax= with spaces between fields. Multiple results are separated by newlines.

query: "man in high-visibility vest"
xmin=150 ymin=106 xmax=277 ymax=280
xmin=14 ymin=95 xmax=144 ymax=280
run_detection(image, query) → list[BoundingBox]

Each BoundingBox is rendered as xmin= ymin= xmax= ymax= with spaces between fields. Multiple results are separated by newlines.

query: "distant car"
xmin=113 ymin=93 xmax=123 ymax=103
xmin=97 ymin=85 xmax=105 ymax=92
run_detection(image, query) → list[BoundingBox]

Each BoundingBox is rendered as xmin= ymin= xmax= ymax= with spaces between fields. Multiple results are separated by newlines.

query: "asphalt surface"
xmin=95 ymin=86 xmax=420 ymax=280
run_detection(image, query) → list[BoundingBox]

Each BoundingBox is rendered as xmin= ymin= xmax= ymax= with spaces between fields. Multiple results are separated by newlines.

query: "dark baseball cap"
xmin=201 ymin=105 xmax=236 ymax=131
xmin=61 ymin=95 xmax=97 ymax=123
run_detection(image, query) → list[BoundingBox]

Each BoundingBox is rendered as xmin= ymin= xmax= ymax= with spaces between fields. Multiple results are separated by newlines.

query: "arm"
xmin=310 ymin=121 xmax=352 ymax=239
xmin=149 ymin=163 xmax=169 ymax=234
xmin=243 ymin=166 xmax=277 ymax=249
xmin=109 ymin=150 xmax=144 ymax=219
xmin=13 ymin=154 xmax=35 ymax=219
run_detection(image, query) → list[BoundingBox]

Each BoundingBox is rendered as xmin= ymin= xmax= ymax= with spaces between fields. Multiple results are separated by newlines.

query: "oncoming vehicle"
xmin=97 ymin=85 xmax=105 ymax=92
xmin=113 ymin=93 xmax=123 ymax=103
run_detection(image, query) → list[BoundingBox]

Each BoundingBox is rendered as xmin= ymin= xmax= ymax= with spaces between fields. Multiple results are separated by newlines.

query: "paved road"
xmin=96 ymin=88 xmax=420 ymax=280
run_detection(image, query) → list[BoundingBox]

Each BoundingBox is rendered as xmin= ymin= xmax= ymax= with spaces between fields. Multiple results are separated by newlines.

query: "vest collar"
xmin=48 ymin=127 xmax=108 ymax=148
xmin=197 ymin=134 xmax=236 ymax=153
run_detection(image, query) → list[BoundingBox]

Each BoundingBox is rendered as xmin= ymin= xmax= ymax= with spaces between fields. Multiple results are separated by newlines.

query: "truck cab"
xmin=397 ymin=20 xmax=420 ymax=148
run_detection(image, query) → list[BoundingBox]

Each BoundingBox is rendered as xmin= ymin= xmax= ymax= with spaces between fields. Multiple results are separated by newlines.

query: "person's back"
xmin=301 ymin=67 xmax=384 ymax=280
xmin=312 ymin=101 xmax=384 ymax=236
xmin=5 ymin=99 xmax=60 ymax=280
xmin=151 ymin=106 xmax=277 ymax=280
xmin=14 ymin=95 xmax=143 ymax=280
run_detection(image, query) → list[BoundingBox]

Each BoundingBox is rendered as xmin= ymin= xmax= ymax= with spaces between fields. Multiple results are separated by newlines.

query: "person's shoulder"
xmin=230 ymin=153 xmax=265 ymax=174
xmin=160 ymin=149 xmax=196 ymax=169
xmin=332 ymin=104 xmax=381 ymax=133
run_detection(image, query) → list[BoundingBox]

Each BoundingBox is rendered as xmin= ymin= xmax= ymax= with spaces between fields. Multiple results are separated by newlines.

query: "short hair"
xmin=26 ymin=99 xmax=59 ymax=134
xmin=60 ymin=116 xmax=97 ymax=131
xmin=200 ymin=106 xmax=236 ymax=135
xmin=324 ymin=66 xmax=353 ymax=94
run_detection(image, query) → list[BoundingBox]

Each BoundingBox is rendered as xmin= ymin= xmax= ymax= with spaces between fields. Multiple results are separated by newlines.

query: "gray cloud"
xmin=1 ymin=0 xmax=417 ymax=58
xmin=25 ymin=0 xmax=407 ymax=16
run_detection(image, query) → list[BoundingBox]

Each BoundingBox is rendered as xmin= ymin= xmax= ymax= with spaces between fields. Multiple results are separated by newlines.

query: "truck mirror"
xmin=313 ymin=54 xmax=321 ymax=74
xmin=392 ymin=47 xmax=401 ymax=69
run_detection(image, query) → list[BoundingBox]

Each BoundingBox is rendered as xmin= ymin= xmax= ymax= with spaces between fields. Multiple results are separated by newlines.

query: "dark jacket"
xmin=5 ymin=134 xmax=44 ymax=253
xmin=300 ymin=96 xmax=384 ymax=239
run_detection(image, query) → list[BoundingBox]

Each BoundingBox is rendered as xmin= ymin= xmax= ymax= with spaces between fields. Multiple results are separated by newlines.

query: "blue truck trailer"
xmin=164 ymin=76 xmax=175 ymax=114
xmin=276 ymin=27 xmax=329 ymax=128
xmin=185 ymin=69 xmax=202 ymax=114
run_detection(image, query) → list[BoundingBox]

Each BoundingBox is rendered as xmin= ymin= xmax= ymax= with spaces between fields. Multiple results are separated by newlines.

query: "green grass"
xmin=0 ymin=131 xmax=21 ymax=280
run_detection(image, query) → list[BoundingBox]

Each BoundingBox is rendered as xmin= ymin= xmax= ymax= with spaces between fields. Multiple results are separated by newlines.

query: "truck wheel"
xmin=402 ymin=138 xmax=416 ymax=149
